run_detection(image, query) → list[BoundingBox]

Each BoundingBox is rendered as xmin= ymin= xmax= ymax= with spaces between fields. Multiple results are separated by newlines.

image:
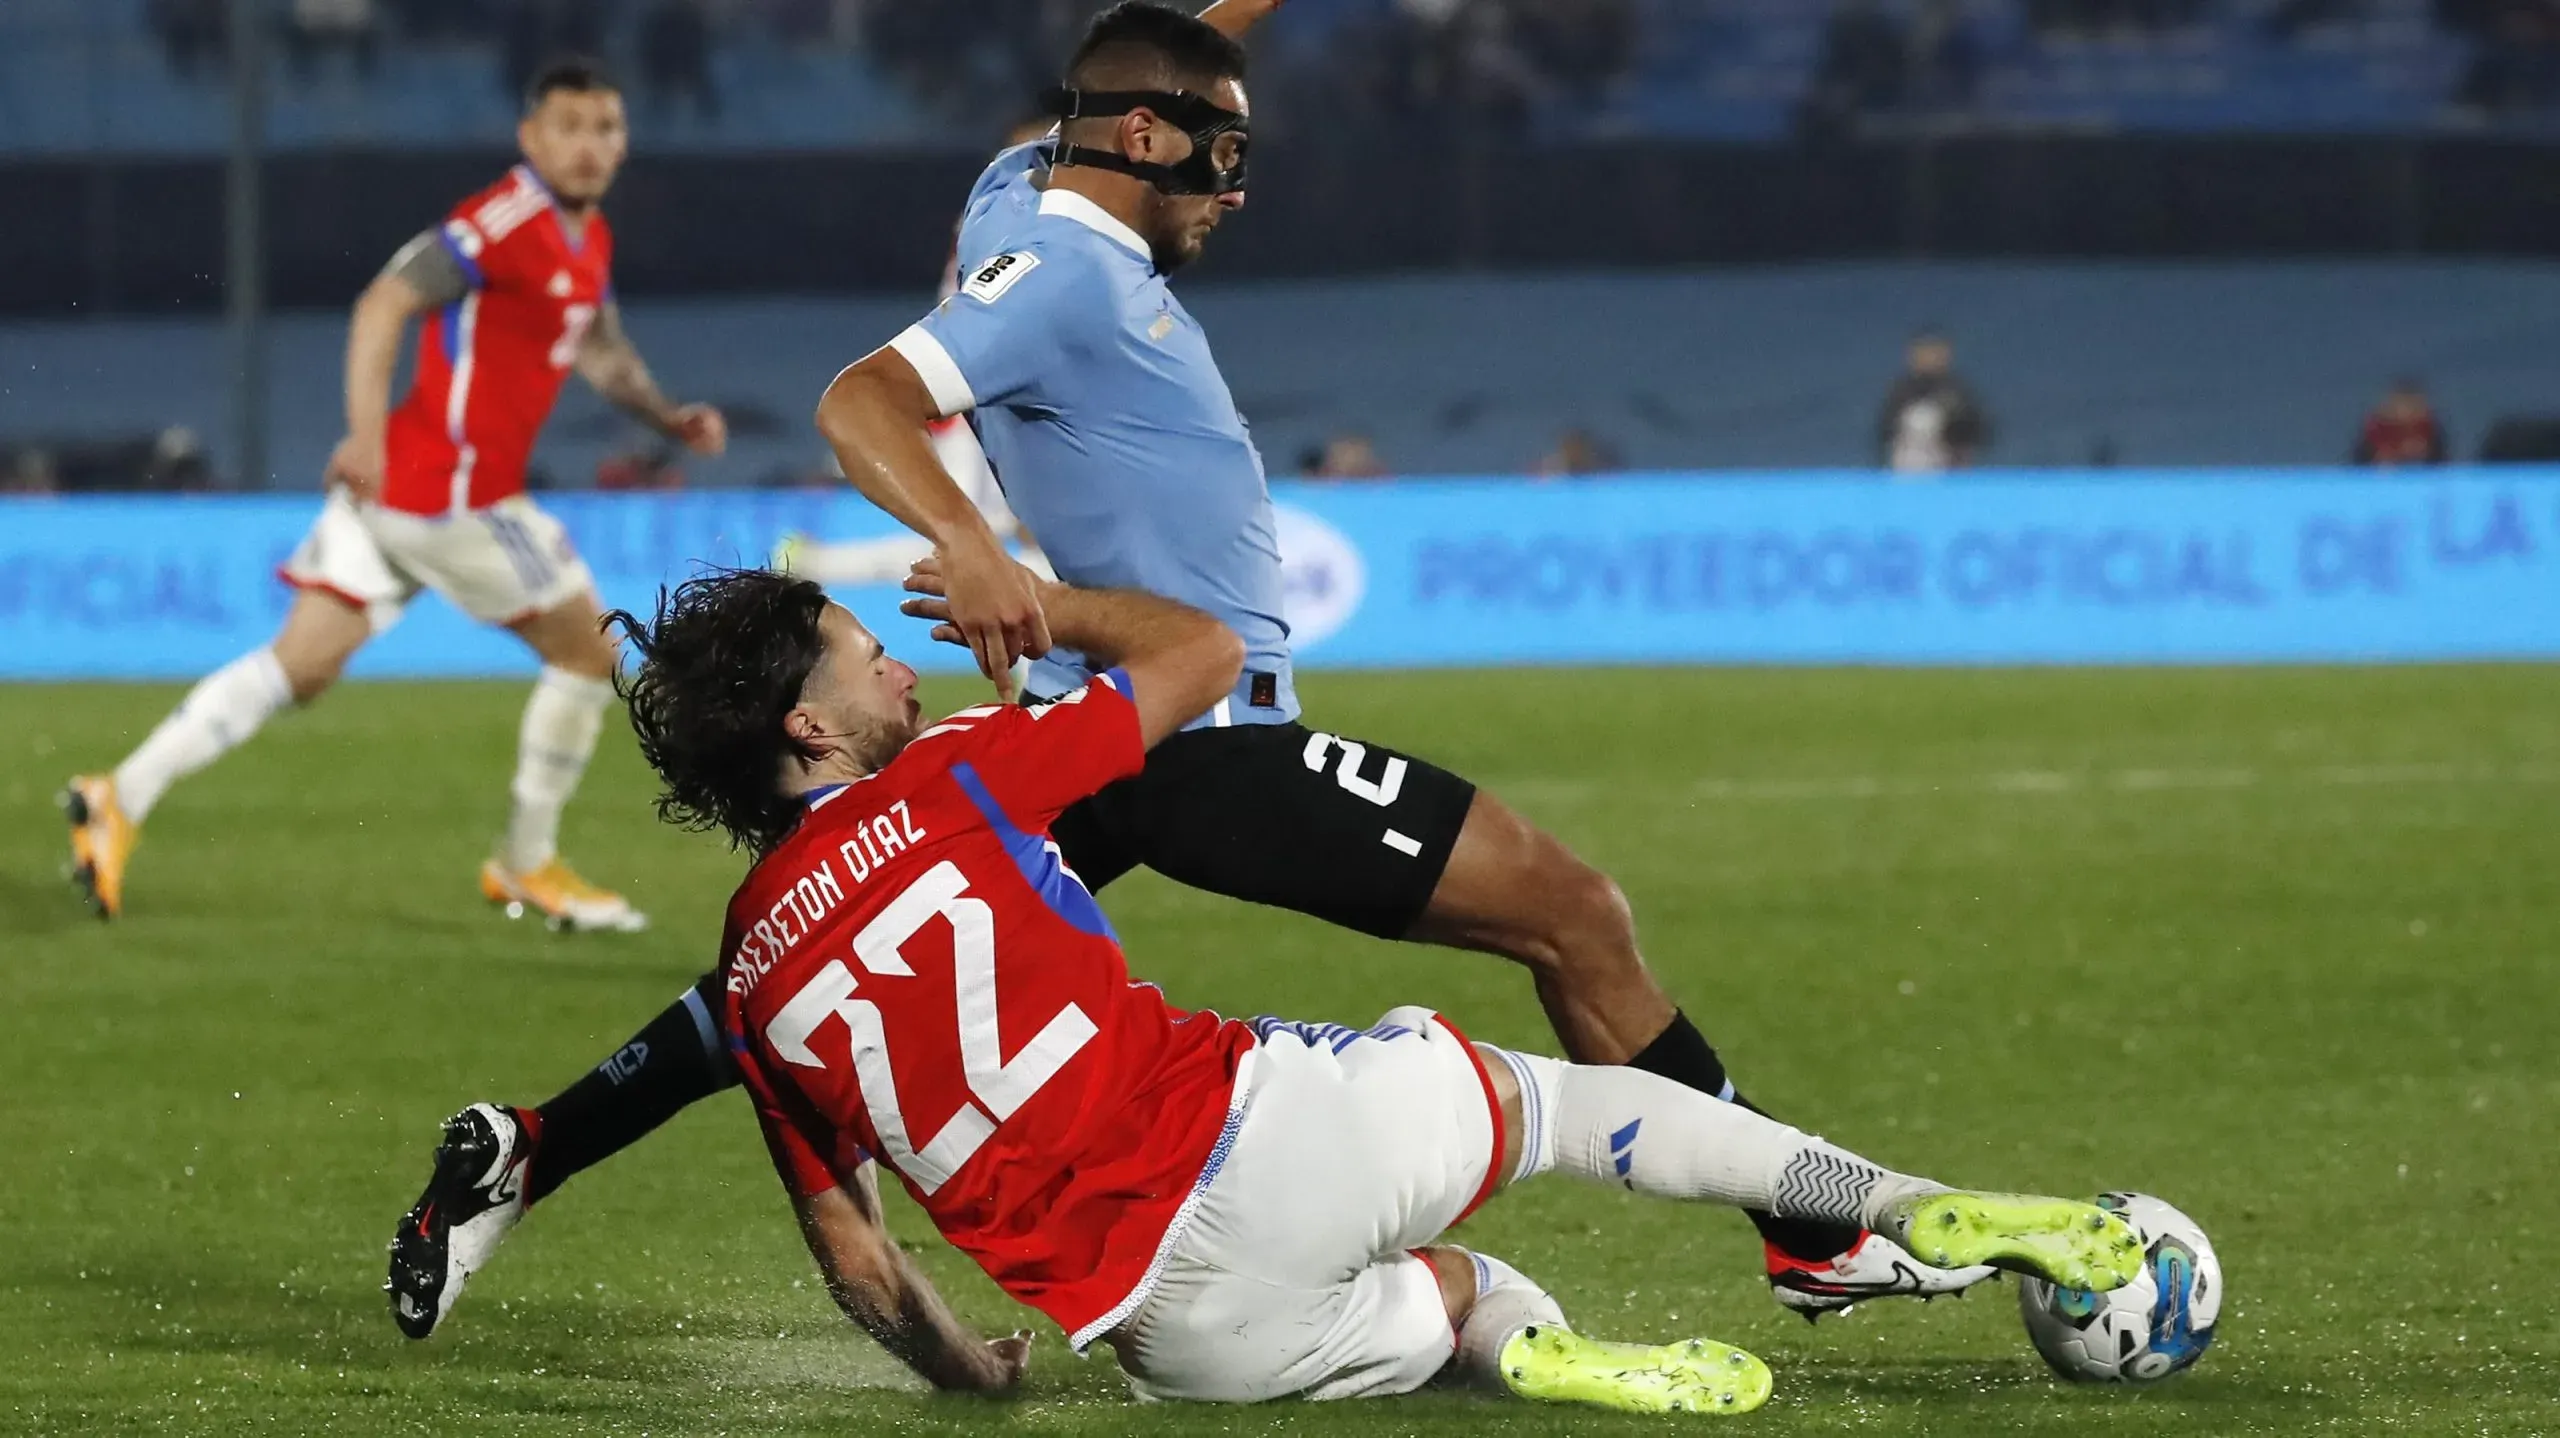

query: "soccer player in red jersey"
xmin=387 ymin=562 xmax=2142 ymax=1408
xmin=62 ymin=59 xmax=724 ymax=931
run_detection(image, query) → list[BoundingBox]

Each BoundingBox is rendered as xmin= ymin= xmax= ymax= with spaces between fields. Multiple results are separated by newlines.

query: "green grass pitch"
xmin=2 ymin=665 xmax=2555 ymax=1435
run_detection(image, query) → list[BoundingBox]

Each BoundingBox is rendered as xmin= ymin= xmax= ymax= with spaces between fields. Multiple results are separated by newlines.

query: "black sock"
xmin=524 ymin=972 xmax=739 ymax=1205
xmin=1624 ymin=1011 xmax=1865 ymax=1261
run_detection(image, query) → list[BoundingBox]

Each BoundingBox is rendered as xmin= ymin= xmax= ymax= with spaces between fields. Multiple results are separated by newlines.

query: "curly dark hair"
xmin=604 ymin=568 xmax=832 ymax=856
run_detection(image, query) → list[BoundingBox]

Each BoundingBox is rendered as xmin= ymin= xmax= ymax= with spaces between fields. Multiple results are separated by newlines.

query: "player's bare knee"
xmin=271 ymin=620 xmax=361 ymax=703
xmin=277 ymin=654 xmax=343 ymax=706
xmin=1514 ymin=849 xmax=1638 ymax=978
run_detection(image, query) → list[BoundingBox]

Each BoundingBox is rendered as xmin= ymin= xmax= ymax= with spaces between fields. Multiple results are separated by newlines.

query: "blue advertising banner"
xmin=3 ymin=472 xmax=2555 ymax=679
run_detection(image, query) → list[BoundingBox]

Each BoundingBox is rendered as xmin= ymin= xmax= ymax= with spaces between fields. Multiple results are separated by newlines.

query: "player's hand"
xmin=901 ymin=554 xmax=1051 ymax=660
xmin=977 ymin=1330 xmax=1033 ymax=1391
xmin=929 ymin=538 xmax=1052 ymax=700
xmin=897 ymin=560 xmax=967 ymax=648
xmin=669 ymin=403 xmax=727 ymax=457
xmin=324 ymin=432 xmax=385 ymax=500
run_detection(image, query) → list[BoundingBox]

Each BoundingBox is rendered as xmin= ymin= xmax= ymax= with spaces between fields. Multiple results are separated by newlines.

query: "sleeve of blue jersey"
xmin=905 ymin=245 xmax=1098 ymax=414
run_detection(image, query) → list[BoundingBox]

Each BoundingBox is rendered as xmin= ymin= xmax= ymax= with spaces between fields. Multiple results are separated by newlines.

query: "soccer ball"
xmin=2017 ymin=1192 xmax=2221 ymax=1384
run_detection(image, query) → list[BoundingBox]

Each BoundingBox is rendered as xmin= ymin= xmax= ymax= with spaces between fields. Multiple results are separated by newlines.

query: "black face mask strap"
xmin=1039 ymin=85 xmax=1248 ymax=197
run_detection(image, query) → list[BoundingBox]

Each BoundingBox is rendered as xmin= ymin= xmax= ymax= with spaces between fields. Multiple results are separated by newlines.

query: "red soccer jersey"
xmin=722 ymin=672 xmax=1258 ymax=1349
xmin=378 ymin=165 xmax=614 ymax=516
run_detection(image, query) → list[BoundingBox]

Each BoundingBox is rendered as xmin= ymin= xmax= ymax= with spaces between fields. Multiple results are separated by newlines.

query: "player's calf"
xmin=1489 ymin=1050 xmax=2130 ymax=1296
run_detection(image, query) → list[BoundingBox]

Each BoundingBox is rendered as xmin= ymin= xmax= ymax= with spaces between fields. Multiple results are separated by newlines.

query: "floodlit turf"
xmin=3 ymin=665 xmax=2555 ymax=1435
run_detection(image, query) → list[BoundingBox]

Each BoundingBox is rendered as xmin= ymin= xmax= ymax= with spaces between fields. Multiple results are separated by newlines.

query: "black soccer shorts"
xmin=1051 ymin=720 xmax=1479 ymax=939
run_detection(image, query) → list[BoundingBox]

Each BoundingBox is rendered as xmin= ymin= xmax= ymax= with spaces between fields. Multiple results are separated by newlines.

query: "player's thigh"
xmin=1112 ymin=1251 xmax=1453 ymax=1404
xmin=279 ymin=489 xmax=418 ymax=641
xmin=366 ymin=495 xmax=598 ymax=635
xmin=1112 ymin=723 xmax=1478 ymax=938
xmin=1182 ymin=1011 xmax=1499 ymax=1288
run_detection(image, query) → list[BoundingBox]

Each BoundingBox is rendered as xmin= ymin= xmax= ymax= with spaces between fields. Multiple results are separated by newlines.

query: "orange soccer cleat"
xmin=479 ymin=856 xmax=648 ymax=933
xmin=61 ymin=775 xmax=137 ymax=920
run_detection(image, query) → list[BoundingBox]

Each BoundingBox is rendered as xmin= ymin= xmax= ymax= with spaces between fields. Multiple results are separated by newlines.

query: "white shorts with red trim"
xmin=281 ymin=490 xmax=594 ymax=633
xmin=1104 ymin=1006 xmax=1502 ymax=1403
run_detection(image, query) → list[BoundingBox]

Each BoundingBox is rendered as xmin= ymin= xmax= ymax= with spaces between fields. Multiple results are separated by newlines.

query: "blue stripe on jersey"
xmin=948 ymin=761 xmax=1114 ymax=940
xmin=441 ymin=302 xmax=462 ymax=365
xmin=435 ymin=226 xmax=485 ymax=289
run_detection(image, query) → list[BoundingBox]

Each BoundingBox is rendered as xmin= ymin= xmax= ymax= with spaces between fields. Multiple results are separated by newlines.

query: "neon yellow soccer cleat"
xmin=61 ymin=775 xmax=137 ymax=920
xmin=479 ymin=857 xmax=648 ymax=933
xmin=1499 ymin=1325 xmax=1773 ymax=1417
xmin=1881 ymin=1191 xmax=2147 ymax=1294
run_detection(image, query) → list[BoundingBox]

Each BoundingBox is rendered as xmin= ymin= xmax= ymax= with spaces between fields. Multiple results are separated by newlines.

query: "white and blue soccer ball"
xmin=2018 ymin=1192 xmax=2221 ymax=1384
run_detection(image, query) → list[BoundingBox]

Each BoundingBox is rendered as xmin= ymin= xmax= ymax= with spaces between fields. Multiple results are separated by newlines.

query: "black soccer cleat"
xmin=387 ymin=1102 xmax=535 ymax=1340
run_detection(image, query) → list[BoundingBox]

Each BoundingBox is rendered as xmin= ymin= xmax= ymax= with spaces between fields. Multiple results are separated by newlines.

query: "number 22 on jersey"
xmin=763 ymin=860 xmax=1098 ymax=1194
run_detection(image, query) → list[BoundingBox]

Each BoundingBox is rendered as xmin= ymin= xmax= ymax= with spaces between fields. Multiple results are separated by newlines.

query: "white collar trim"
xmin=1038 ymin=187 xmax=1151 ymax=261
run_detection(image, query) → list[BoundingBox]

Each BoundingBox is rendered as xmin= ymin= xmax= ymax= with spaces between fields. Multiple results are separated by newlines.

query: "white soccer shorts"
xmin=281 ymin=490 xmax=596 ymax=633
xmin=1106 ymin=1005 xmax=1503 ymax=1404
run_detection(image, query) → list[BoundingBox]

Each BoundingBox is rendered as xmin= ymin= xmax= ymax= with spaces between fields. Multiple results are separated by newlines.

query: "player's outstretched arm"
xmin=576 ymin=301 xmax=726 ymax=457
xmin=789 ymin=1162 xmax=1031 ymax=1394
xmin=818 ymin=349 xmax=1050 ymax=696
xmin=1198 ymin=0 xmax=1287 ymax=40
xmin=904 ymin=561 xmax=1243 ymax=747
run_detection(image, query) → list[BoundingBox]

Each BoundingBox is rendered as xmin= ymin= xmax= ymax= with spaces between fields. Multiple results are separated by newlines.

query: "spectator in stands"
xmin=4 ymin=447 xmax=60 ymax=496
xmin=1876 ymin=330 xmax=1992 ymax=475
xmin=641 ymin=0 xmax=721 ymax=120
xmin=2353 ymin=379 xmax=2452 ymax=466
xmin=1301 ymin=433 xmax=1391 ymax=480
xmin=285 ymin=0 xmax=383 ymax=80
xmin=1536 ymin=427 xmax=1622 ymax=478
xmin=596 ymin=444 xmax=689 ymax=490
xmin=147 ymin=428 xmax=214 ymax=490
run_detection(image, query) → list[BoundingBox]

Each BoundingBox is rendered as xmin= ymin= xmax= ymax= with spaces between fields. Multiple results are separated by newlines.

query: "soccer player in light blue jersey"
xmin=392 ymin=0 xmax=2004 ymax=1352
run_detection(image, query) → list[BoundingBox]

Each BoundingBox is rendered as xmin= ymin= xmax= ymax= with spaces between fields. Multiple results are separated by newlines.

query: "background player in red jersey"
xmin=389 ymin=562 xmax=2145 ymax=1409
xmin=61 ymin=59 xmax=724 ymax=932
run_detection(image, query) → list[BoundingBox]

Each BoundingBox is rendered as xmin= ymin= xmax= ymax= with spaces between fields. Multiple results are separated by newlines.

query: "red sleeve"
xmin=942 ymin=669 xmax=1147 ymax=832
xmin=740 ymin=1051 xmax=843 ymax=1199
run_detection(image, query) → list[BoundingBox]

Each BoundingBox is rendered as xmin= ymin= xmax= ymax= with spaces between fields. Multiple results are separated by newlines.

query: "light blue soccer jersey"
xmin=889 ymin=143 xmax=1296 ymax=728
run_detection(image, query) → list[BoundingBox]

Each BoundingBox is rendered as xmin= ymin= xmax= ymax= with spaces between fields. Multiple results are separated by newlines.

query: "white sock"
xmin=112 ymin=648 xmax=293 ymax=822
xmin=1452 ymin=1251 xmax=1567 ymax=1391
xmin=500 ymin=666 xmax=612 ymax=873
xmin=1493 ymin=1049 xmax=1945 ymax=1232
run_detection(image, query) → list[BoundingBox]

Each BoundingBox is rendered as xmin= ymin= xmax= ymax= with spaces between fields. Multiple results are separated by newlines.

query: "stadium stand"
xmin=0 ymin=0 xmax=2541 ymax=155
